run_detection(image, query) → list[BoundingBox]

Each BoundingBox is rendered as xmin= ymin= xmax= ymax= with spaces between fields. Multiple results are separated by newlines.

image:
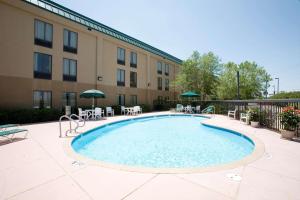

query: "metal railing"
xmin=59 ymin=114 xmax=85 ymax=137
xmin=164 ymin=99 xmax=300 ymax=135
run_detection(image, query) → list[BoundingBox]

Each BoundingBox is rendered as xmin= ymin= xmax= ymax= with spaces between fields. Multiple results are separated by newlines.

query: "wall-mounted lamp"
xmin=97 ymin=76 xmax=103 ymax=81
xmin=87 ymin=27 xmax=92 ymax=31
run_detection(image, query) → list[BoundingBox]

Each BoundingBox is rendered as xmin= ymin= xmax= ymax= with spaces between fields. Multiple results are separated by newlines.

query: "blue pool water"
xmin=72 ymin=115 xmax=254 ymax=168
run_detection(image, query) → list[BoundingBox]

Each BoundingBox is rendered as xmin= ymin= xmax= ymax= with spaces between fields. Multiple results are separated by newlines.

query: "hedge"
xmin=0 ymin=108 xmax=63 ymax=125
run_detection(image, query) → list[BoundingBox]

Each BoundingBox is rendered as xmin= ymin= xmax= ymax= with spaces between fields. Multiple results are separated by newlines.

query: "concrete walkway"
xmin=0 ymin=112 xmax=300 ymax=200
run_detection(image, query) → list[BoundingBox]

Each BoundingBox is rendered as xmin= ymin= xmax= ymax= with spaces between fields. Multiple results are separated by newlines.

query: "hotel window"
xmin=63 ymin=29 xmax=78 ymax=53
xmin=165 ymin=79 xmax=169 ymax=91
xmin=130 ymin=71 xmax=137 ymax=88
xmin=63 ymin=58 xmax=77 ymax=82
xmin=130 ymin=95 xmax=137 ymax=105
xmin=62 ymin=92 xmax=76 ymax=107
xmin=165 ymin=64 xmax=169 ymax=76
xmin=157 ymin=77 xmax=162 ymax=90
xmin=157 ymin=61 xmax=162 ymax=74
xmin=34 ymin=19 xmax=53 ymax=48
xmin=117 ymin=47 xmax=125 ymax=65
xmin=34 ymin=52 xmax=52 ymax=79
xmin=33 ymin=91 xmax=52 ymax=109
xmin=117 ymin=69 xmax=125 ymax=86
xmin=117 ymin=94 xmax=125 ymax=106
xmin=164 ymin=96 xmax=170 ymax=101
xmin=130 ymin=52 xmax=137 ymax=68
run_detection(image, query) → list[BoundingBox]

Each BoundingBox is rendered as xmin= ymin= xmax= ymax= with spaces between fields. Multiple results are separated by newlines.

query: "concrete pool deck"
xmin=1 ymin=112 xmax=300 ymax=200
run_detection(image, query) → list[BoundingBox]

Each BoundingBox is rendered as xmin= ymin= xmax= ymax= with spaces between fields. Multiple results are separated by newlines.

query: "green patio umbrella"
xmin=180 ymin=91 xmax=200 ymax=103
xmin=79 ymin=89 xmax=105 ymax=108
xmin=180 ymin=91 xmax=200 ymax=98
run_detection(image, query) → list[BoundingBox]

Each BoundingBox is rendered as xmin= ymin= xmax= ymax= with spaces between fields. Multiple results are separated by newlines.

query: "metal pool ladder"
xmin=59 ymin=114 xmax=85 ymax=138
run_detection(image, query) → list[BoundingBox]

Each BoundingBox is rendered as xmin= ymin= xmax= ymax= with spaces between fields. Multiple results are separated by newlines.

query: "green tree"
xmin=217 ymin=61 xmax=272 ymax=99
xmin=174 ymin=51 xmax=222 ymax=99
xmin=270 ymin=91 xmax=300 ymax=99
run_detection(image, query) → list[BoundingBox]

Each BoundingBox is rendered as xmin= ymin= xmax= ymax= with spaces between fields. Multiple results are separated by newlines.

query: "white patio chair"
xmin=240 ymin=112 xmax=250 ymax=124
xmin=106 ymin=107 xmax=114 ymax=117
xmin=196 ymin=106 xmax=201 ymax=113
xmin=136 ymin=106 xmax=142 ymax=114
xmin=78 ymin=108 xmax=87 ymax=121
xmin=185 ymin=105 xmax=193 ymax=113
xmin=94 ymin=107 xmax=104 ymax=120
xmin=132 ymin=106 xmax=140 ymax=115
xmin=176 ymin=104 xmax=184 ymax=112
xmin=228 ymin=109 xmax=237 ymax=119
xmin=121 ymin=106 xmax=126 ymax=115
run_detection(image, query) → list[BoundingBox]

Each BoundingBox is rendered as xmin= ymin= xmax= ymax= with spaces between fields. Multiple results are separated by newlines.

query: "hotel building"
xmin=0 ymin=0 xmax=182 ymax=109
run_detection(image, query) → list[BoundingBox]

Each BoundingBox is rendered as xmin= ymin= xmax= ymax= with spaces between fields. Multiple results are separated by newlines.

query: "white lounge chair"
xmin=106 ymin=107 xmax=114 ymax=116
xmin=176 ymin=104 xmax=184 ymax=112
xmin=78 ymin=108 xmax=87 ymax=121
xmin=228 ymin=109 xmax=237 ymax=119
xmin=94 ymin=107 xmax=104 ymax=120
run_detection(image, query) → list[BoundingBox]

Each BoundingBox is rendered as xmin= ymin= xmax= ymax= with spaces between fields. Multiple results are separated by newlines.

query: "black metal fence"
xmin=160 ymin=99 xmax=300 ymax=136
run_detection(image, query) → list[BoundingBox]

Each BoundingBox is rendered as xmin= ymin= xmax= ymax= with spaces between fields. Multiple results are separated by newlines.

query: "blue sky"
xmin=55 ymin=0 xmax=300 ymax=93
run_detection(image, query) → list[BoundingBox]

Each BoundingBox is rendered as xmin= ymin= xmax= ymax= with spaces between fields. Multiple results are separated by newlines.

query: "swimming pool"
xmin=72 ymin=115 xmax=254 ymax=170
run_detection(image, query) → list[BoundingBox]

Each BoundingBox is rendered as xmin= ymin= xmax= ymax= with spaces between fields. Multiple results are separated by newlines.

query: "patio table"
xmin=85 ymin=109 xmax=95 ymax=120
xmin=184 ymin=106 xmax=195 ymax=113
xmin=124 ymin=107 xmax=134 ymax=115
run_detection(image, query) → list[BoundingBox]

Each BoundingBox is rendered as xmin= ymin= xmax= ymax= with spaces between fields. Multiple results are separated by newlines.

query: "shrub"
xmin=248 ymin=108 xmax=259 ymax=122
xmin=280 ymin=106 xmax=300 ymax=131
xmin=0 ymin=108 xmax=63 ymax=125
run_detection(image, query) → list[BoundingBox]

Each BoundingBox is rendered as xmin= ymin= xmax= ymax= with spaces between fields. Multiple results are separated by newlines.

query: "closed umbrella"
xmin=79 ymin=89 xmax=105 ymax=108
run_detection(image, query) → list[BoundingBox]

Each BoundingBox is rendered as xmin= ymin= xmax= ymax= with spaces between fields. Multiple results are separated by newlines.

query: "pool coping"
xmin=63 ymin=113 xmax=265 ymax=174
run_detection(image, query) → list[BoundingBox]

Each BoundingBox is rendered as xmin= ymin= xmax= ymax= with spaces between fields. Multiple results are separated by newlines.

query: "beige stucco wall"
xmin=0 ymin=0 xmax=180 ymax=109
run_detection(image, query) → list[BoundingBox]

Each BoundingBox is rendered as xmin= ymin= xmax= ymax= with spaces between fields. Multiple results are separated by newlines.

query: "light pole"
xmin=273 ymin=85 xmax=275 ymax=95
xmin=237 ymin=70 xmax=240 ymax=100
xmin=275 ymin=77 xmax=279 ymax=94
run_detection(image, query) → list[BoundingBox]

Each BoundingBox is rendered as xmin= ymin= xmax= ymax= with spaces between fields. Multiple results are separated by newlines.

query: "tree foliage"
xmin=217 ymin=61 xmax=272 ymax=99
xmin=174 ymin=51 xmax=272 ymax=100
xmin=174 ymin=51 xmax=222 ymax=99
xmin=270 ymin=91 xmax=300 ymax=99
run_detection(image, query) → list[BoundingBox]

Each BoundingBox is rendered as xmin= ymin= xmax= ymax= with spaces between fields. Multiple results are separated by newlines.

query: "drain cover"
xmin=72 ymin=161 xmax=84 ymax=166
xmin=226 ymin=173 xmax=242 ymax=181
xmin=264 ymin=152 xmax=272 ymax=159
